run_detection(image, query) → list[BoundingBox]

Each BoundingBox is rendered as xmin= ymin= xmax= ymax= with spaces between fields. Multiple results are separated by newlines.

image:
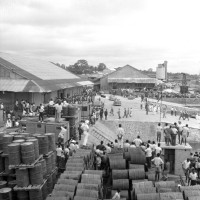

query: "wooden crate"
xmin=46 ymin=121 xmax=69 ymax=143
xmin=26 ymin=122 xmax=37 ymax=133
xmin=36 ymin=122 xmax=46 ymax=134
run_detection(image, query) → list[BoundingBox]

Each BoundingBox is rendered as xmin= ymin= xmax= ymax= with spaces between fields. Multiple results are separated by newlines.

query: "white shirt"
xmin=182 ymin=127 xmax=189 ymax=137
xmin=155 ymin=146 xmax=162 ymax=155
xmin=124 ymin=143 xmax=130 ymax=148
xmin=145 ymin=147 xmax=152 ymax=157
xmin=106 ymin=146 xmax=111 ymax=153
xmin=182 ymin=160 xmax=191 ymax=169
xmin=133 ymin=138 xmax=142 ymax=147
xmin=56 ymin=147 xmax=62 ymax=156
xmin=75 ymin=144 xmax=79 ymax=149
xmin=49 ymin=100 xmax=54 ymax=106
xmin=189 ymin=172 xmax=198 ymax=180
xmin=64 ymin=148 xmax=69 ymax=155
xmin=157 ymin=126 xmax=162 ymax=132
xmin=151 ymin=144 xmax=157 ymax=151
xmin=130 ymin=144 xmax=136 ymax=148
xmin=116 ymin=128 xmax=125 ymax=140
xmin=69 ymin=143 xmax=75 ymax=150
xmin=151 ymin=157 xmax=164 ymax=167
xmin=178 ymin=124 xmax=183 ymax=131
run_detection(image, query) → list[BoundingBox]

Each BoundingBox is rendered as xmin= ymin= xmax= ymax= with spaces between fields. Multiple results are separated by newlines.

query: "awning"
xmin=0 ymin=79 xmax=54 ymax=93
xmin=108 ymin=78 xmax=156 ymax=84
xmin=77 ymin=81 xmax=94 ymax=86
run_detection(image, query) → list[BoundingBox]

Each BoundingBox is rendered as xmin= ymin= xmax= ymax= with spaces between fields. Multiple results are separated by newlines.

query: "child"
xmin=163 ymin=160 xmax=170 ymax=180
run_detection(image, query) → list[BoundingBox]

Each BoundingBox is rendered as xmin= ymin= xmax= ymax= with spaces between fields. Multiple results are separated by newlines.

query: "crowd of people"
xmin=182 ymin=152 xmax=200 ymax=186
xmin=156 ymin=121 xmax=190 ymax=146
xmin=56 ymin=138 xmax=80 ymax=172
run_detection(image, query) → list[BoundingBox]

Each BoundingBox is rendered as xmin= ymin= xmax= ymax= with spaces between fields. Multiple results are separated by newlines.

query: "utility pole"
xmin=159 ymin=84 xmax=163 ymax=123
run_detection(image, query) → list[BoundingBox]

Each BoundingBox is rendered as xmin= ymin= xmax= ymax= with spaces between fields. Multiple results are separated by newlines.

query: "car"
xmin=101 ymin=94 xmax=106 ymax=98
xmin=127 ymin=95 xmax=135 ymax=100
xmin=113 ymin=99 xmax=121 ymax=106
xmin=109 ymin=95 xmax=116 ymax=101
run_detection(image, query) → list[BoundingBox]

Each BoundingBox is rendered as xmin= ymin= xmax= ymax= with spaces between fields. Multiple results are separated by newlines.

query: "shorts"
xmin=155 ymin=166 xmax=162 ymax=173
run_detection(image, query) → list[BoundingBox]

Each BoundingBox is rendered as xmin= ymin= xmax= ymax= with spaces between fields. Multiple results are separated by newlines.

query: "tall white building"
xmin=156 ymin=61 xmax=167 ymax=81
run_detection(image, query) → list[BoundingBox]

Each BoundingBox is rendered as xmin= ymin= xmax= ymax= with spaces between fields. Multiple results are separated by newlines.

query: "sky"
xmin=0 ymin=0 xmax=200 ymax=74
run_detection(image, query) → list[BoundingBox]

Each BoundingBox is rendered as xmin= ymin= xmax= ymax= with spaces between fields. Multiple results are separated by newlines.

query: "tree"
xmin=97 ymin=63 xmax=107 ymax=71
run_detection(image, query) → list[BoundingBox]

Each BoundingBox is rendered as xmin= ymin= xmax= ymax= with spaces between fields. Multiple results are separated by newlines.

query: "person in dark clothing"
xmin=78 ymin=123 xmax=83 ymax=140
xmin=104 ymin=109 xmax=108 ymax=120
xmin=100 ymin=109 xmax=103 ymax=120
xmin=96 ymin=141 xmax=106 ymax=152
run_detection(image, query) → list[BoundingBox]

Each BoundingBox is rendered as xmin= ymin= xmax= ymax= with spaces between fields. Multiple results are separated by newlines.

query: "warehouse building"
xmin=100 ymin=65 xmax=156 ymax=91
xmin=0 ymin=52 xmax=93 ymax=108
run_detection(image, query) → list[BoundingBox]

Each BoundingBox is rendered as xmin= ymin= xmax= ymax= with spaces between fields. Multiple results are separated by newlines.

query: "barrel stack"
xmin=106 ymin=146 xmax=186 ymax=200
xmin=0 ymin=130 xmax=57 ymax=200
xmin=47 ymin=147 xmax=96 ymax=200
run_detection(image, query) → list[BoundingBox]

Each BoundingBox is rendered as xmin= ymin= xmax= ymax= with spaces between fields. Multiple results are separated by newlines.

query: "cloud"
xmin=0 ymin=0 xmax=200 ymax=74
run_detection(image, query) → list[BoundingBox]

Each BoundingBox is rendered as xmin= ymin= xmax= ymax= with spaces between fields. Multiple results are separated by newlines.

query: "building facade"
xmin=100 ymin=65 xmax=156 ymax=91
xmin=156 ymin=61 xmax=168 ymax=81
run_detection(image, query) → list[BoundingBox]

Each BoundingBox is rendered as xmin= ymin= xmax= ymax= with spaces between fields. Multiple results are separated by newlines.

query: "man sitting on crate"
xmin=151 ymin=153 xmax=164 ymax=181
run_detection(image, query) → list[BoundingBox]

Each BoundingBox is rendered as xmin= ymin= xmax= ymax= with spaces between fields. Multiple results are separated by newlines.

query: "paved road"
xmin=98 ymin=95 xmax=200 ymax=129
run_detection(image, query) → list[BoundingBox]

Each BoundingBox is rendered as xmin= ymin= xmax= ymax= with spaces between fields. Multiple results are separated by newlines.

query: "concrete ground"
xmin=86 ymin=94 xmax=200 ymax=150
xmin=99 ymin=94 xmax=200 ymax=128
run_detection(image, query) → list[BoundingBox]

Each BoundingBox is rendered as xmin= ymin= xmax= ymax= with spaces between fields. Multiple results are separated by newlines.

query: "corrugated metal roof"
xmin=108 ymin=78 xmax=156 ymax=84
xmin=0 ymin=79 xmax=32 ymax=92
xmin=0 ymin=52 xmax=80 ymax=80
xmin=77 ymin=81 xmax=94 ymax=86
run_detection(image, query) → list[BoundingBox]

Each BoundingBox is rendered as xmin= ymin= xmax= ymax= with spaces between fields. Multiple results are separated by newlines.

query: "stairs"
xmin=90 ymin=126 xmax=113 ymax=144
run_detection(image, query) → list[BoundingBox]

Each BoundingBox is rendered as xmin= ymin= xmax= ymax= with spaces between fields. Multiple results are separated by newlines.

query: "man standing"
xmin=177 ymin=121 xmax=183 ymax=144
xmin=156 ymin=123 xmax=162 ymax=143
xmin=182 ymin=158 xmax=191 ymax=182
xmin=100 ymin=108 xmax=103 ymax=120
xmin=145 ymin=144 xmax=152 ymax=168
xmin=171 ymin=107 xmax=174 ymax=116
xmin=151 ymin=153 xmax=164 ymax=181
xmin=181 ymin=124 xmax=190 ymax=146
xmin=55 ymin=101 xmax=63 ymax=123
xmin=189 ymin=168 xmax=198 ymax=185
xmin=117 ymin=108 xmax=121 ymax=119
xmin=171 ymin=125 xmax=178 ymax=146
xmin=163 ymin=105 xmax=167 ymax=118
xmin=116 ymin=124 xmax=125 ymax=148
xmin=104 ymin=109 xmax=108 ymax=120
xmin=133 ymin=135 xmax=142 ymax=147
xmin=123 ymin=108 xmax=127 ymax=118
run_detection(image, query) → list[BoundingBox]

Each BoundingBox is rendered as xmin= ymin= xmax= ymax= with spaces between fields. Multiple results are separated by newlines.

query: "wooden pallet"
xmin=0 ymin=171 xmax=15 ymax=177
xmin=1 ymin=153 xmax=8 ymax=157
xmin=43 ymin=151 xmax=53 ymax=157
xmin=13 ymin=179 xmax=47 ymax=191
xmin=9 ymin=155 xmax=43 ymax=169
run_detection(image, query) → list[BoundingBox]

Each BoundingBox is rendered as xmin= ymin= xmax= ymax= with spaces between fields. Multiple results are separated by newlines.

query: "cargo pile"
xmin=46 ymin=147 xmax=104 ymax=200
xmin=106 ymin=147 xmax=184 ymax=200
xmin=0 ymin=131 xmax=57 ymax=200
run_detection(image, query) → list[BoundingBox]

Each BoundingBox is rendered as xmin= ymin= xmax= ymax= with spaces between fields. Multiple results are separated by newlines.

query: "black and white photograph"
xmin=1 ymin=0 xmax=200 ymax=199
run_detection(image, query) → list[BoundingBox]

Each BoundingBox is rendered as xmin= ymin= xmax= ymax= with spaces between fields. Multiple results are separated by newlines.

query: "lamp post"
xmin=159 ymin=84 xmax=163 ymax=123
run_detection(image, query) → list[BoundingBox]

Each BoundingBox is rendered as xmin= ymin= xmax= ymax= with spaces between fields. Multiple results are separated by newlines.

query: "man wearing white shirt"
xmin=155 ymin=143 xmax=162 ymax=155
xmin=182 ymin=158 xmax=191 ymax=182
xmin=189 ymin=168 xmax=198 ymax=185
xmin=145 ymin=144 xmax=152 ymax=168
xmin=124 ymin=140 xmax=130 ymax=148
xmin=133 ymin=136 xmax=142 ymax=147
xmin=130 ymin=142 xmax=136 ymax=148
xmin=151 ymin=153 xmax=164 ymax=181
